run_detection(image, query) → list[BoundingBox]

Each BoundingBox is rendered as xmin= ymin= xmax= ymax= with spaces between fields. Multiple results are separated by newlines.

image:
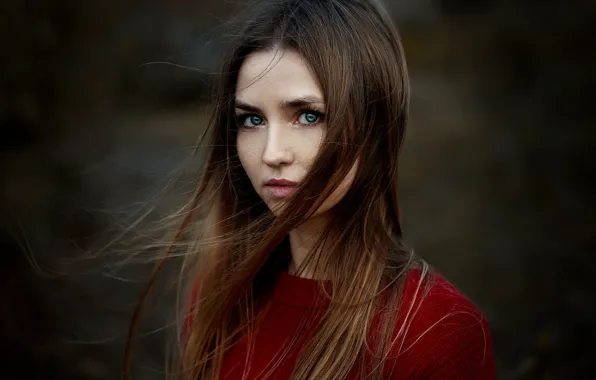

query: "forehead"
xmin=235 ymin=48 xmax=324 ymax=103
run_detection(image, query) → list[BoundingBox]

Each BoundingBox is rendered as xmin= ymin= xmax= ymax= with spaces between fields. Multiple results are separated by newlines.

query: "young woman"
xmin=128 ymin=0 xmax=496 ymax=379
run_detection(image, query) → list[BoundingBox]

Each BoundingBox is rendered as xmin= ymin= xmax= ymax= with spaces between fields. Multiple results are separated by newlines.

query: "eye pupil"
xmin=239 ymin=114 xmax=263 ymax=128
xmin=300 ymin=112 xmax=320 ymax=124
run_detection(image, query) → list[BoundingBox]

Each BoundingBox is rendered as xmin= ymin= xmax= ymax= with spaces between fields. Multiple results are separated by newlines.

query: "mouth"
xmin=264 ymin=178 xmax=298 ymax=199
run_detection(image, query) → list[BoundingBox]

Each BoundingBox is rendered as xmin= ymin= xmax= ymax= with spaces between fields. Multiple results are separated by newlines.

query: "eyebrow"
xmin=234 ymin=95 xmax=324 ymax=112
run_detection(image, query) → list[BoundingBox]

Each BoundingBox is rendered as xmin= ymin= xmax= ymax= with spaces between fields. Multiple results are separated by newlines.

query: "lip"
xmin=265 ymin=178 xmax=298 ymax=187
xmin=264 ymin=178 xmax=298 ymax=198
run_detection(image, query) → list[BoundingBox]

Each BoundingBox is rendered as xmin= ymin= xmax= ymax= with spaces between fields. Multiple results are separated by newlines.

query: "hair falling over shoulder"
xmin=122 ymin=1 xmax=430 ymax=379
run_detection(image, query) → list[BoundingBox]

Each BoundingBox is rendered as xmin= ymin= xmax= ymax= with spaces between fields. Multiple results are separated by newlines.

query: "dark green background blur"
xmin=1 ymin=0 xmax=594 ymax=379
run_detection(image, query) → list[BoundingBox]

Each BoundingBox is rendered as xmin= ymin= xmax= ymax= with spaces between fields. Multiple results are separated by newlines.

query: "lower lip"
xmin=266 ymin=185 xmax=297 ymax=198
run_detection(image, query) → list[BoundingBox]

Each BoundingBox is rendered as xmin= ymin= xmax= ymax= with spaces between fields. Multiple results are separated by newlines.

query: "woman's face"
xmin=235 ymin=48 xmax=356 ymax=217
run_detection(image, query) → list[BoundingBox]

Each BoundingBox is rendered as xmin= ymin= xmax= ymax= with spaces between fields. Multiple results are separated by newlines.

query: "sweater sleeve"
xmin=401 ymin=309 xmax=495 ymax=379
xmin=390 ymin=271 xmax=496 ymax=379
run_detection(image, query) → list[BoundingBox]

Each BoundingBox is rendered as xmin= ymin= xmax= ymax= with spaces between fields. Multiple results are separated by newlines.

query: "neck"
xmin=287 ymin=213 xmax=330 ymax=279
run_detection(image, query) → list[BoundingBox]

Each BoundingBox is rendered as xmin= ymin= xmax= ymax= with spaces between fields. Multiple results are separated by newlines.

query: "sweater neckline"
xmin=272 ymin=268 xmax=426 ymax=308
xmin=273 ymin=272 xmax=331 ymax=308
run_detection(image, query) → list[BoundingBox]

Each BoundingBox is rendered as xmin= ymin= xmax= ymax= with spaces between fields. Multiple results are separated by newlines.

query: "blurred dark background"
xmin=1 ymin=0 xmax=594 ymax=379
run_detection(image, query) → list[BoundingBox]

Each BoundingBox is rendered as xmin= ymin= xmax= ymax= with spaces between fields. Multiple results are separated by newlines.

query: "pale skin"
xmin=235 ymin=47 xmax=356 ymax=277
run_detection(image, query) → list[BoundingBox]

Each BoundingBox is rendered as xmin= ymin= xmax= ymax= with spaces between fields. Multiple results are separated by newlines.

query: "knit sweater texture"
xmin=189 ymin=269 xmax=495 ymax=379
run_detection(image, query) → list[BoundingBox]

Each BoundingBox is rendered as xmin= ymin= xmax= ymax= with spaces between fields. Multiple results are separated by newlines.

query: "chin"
xmin=267 ymin=200 xmax=287 ymax=216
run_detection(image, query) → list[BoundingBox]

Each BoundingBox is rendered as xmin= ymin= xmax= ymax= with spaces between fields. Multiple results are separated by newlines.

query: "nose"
xmin=262 ymin=126 xmax=293 ymax=167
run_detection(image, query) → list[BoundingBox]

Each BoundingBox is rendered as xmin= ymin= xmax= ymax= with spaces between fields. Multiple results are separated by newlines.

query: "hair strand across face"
xmin=123 ymin=1 xmax=429 ymax=379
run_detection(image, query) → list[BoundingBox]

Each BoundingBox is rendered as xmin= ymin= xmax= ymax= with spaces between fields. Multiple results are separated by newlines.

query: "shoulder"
xmin=387 ymin=268 xmax=496 ymax=379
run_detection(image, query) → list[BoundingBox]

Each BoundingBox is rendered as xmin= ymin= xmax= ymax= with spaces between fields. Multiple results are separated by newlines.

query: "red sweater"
xmin=192 ymin=269 xmax=495 ymax=379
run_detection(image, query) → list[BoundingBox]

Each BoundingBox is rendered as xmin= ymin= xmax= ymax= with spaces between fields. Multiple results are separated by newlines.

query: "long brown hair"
xmin=125 ymin=0 xmax=429 ymax=379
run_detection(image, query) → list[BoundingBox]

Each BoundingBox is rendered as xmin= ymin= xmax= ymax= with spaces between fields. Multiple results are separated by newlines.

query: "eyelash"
xmin=236 ymin=107 xmax=326 ymax=128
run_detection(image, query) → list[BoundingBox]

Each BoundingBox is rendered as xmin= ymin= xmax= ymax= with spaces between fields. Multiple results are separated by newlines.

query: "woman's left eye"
xmin=297 ymin=111 xmax=323 ymax=125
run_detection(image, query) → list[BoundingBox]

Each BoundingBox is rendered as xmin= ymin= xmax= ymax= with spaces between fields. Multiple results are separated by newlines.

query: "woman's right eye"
xmin=239 ymin=114 xmax=264 ymax=128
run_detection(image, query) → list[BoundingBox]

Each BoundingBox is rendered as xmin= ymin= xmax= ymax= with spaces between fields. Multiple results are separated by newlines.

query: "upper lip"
xmin=265 ymin=178 xmax=298 ymax=186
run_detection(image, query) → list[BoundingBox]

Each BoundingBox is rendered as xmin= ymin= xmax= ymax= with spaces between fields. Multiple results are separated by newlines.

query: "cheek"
xmin=293 ymin=128 xmax=324 ymax=165
xmin=237 ymin=133 xmax=263 ymax=181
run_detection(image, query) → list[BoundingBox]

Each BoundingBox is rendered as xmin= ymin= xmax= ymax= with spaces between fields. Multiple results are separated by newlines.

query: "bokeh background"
xmin=1 ymin=0 xmax=594 ymax=379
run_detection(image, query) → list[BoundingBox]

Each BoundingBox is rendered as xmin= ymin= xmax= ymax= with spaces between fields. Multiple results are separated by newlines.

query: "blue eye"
xmin=298 ymin=111 xmax=321 ymax=125
xmin=243 ymin=115 xmax=263 ymax=128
